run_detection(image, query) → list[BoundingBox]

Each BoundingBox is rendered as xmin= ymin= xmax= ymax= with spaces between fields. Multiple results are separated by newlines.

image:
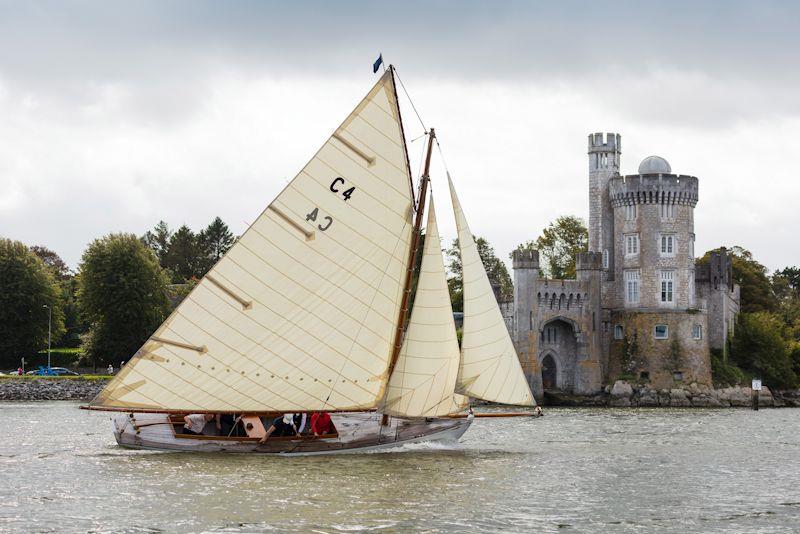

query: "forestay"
xmin=90 ymin=70 xmax=415 ymax=412
xmin=448 ymin=175 xmax=535 ymax=406
xmin=383 ymin=200 xmax=462 ymax=417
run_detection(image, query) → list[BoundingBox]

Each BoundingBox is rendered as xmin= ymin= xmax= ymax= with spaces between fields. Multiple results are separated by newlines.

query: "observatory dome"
xmin=638 ymin=155 xmax=672 ymax=174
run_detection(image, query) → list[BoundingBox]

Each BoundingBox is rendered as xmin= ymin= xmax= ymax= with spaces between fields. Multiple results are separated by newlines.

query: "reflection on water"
xmin=1 ymin=402 xmax=799 ymax=532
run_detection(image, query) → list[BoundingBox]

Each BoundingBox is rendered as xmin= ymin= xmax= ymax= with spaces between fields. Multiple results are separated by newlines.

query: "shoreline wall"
xmin=0 ymin=378 xmax=109 ymax=401
xmin=2 ymin=377 xmax=800 ymax=407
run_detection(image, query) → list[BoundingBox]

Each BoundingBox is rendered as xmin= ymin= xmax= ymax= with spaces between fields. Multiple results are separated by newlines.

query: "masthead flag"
xmin=373 ymin=54 xmax=384 ymax=73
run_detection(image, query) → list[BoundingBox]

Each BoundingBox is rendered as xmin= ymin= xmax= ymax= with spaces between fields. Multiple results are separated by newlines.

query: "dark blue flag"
xmin=373 ymin=54 xmax=383 ymax=73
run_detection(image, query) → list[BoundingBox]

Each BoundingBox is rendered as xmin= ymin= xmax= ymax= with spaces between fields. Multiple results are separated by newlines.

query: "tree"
xmin=696 ymin=246 xmax=777 ymax=313
xmin=141 ymin=221 xmax=172 ymax=267
xmin=731 ymin=312 xmax=797 ymax=389
xmin=446 ymin=236 xmax=513 ymax=312
xmin=30 ymin=245 xmax=84 ymax=347
xmin=0 ymin=239 xmax=65 ymax=367
xmin=514 ymin=215 xmax=588 ymax=279
xmin=165 ymin=225 xmax=202 ymax=283
xmin=78 ymin=233 xmax=171 ymax=367
xmin=30 ymin=245 xmax=71 ymax=280
xmin=198 ymin=217 xmax=235 ymax=274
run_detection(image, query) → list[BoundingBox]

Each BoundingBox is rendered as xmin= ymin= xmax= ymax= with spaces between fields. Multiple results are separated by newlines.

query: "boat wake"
xmin=366 ymin=439 xmax=463 ymax=455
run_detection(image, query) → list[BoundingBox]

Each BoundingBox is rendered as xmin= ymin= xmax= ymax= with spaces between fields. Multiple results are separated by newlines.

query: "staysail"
xmin=383 ymin=199 xmax=462 ymax=417
xmin=448 ymin=175 xmax=535 ymax=406
xmin=90 ymin=70 xmax=416 ymax=412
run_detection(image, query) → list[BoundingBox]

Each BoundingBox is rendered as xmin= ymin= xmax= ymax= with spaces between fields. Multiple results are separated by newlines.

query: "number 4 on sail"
xmin=82 ymin=66 xmax=536 ymax=455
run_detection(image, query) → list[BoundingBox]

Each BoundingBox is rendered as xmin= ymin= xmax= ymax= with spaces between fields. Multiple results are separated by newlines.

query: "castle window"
xmin=625 ymin=234 xmax=639 ymax=257
xmin=673 ymin=371 xmax=683 ymax=381
xmin=624 ymin=204 xmax=637 ymax=221
xmin=639 ymin=371 xmax=650 ymax=381
xmin=603 ymin=249 xmax=609 ymax=269
xmin=693 ymin=324 xmax=703 ymax=339
xmin=625 ymin=270 xmax=640 ymax=304
xmin=660 ymin=270 xmax=675 ymax=304
xmin=659 ymin=234 xmax=676 ymax=257
xmin=660 ymin=203 xmax=676 ymax=219
xmin=614 ymin=324 xmax=624 ymax=339
xmin=603 ymin=321 xmax=610 ymax=333
xmin=689 ymin=270 xmax=696 ymax=306
xmin=654 ymin=324 xmax=669 ymax=339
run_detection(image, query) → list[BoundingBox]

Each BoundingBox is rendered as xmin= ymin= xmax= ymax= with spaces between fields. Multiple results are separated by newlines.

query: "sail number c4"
xmin=330 ymin=177 xmax=355 ymax=201
xmin=306 ymin=208 xmax=333 ymax=231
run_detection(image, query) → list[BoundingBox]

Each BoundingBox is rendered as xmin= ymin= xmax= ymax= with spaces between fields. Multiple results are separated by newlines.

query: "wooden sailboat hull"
xmin=111 ymin=412 xmax=473 ymax=455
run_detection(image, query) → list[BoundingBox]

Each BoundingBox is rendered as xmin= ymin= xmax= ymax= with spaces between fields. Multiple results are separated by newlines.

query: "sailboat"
xmin=83 ymin=66 xmax=535 ymax=454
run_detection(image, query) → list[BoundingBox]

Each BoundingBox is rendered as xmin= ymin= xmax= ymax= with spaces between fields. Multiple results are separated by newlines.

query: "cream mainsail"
xmin=383 ymin=200 xmax=462 ymax=417
xmin=91 ymin=70 xmax=415 ymax=412
xmin=448 ymin=175 xmax=535 ymax=406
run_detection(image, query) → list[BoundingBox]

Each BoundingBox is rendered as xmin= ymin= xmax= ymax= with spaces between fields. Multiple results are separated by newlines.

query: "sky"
xmin=1 ymin=1 xmax=798 ymax=273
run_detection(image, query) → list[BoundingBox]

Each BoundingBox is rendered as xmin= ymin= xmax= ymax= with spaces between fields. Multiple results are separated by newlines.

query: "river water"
xmin=1 ymin=402 xmax=799 ymax=533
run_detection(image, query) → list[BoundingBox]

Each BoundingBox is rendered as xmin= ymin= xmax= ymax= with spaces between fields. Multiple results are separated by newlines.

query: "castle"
xmin=507 ymin=132 xmax=740 ymax=397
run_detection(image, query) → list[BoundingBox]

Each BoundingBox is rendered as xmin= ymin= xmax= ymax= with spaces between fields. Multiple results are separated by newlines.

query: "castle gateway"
xmin=508 ymin=133 xmax=740 ymax=397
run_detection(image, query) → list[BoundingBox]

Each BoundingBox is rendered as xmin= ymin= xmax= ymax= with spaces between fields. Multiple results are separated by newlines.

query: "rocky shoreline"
xmin=0 ymin=378 xmax=109 ymax=401
xmin=546 ymin=380 xmax=800 ymax=408
xmin=2 ymin=377 xmax=800 ymax=408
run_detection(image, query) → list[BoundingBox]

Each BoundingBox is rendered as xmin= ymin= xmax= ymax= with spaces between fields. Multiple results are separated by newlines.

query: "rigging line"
xmin=392 ymin=66 xmax=427 ymax=134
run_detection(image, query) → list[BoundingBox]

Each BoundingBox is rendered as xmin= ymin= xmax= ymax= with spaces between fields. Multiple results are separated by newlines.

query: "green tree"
xmin=141 ymin=220 xmax=172 ymax=267
xmin=78 ymin=233 xmax=171 ymax=367
xmin=696 ymin=246 xmax=777 ymax=313
xmin=165 ymin=224 xmax=202 ymax=283
xmin=0 ymin=239 xmax=65 ymax=367
xmin=514 ymin=215 xmax=588 ymax=279
xmin=31 ymin=245 xmax=84 ymax=347
xmin=30 ymin=245 xmax=72 ymax=280
xmin=731 ymin=312 xmax=797 ymax=389
xmin=446 ymin=236 xmax=512 ymax=312
xmin=198 ymin=216 xmax=235 ymax=275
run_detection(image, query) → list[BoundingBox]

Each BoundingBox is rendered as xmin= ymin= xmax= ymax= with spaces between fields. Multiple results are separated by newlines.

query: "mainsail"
xmin=383 ymin=199 xmax=462 ymax=417
xmin=448 ymin=175 xmax=535 ymax=406
xmin=91 ymin=70 xmax=416 ymax=412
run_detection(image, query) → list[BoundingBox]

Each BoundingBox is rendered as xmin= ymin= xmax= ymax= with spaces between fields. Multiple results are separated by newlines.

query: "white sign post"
xmin=752 ymin=378 xmax=761 ymax=410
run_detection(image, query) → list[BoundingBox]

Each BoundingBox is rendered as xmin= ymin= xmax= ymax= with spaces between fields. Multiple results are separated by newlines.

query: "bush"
xmin=710 ymin=349 xmax=746 ymax=387
xmin=731 ymin=312 xmax=797 ymax=389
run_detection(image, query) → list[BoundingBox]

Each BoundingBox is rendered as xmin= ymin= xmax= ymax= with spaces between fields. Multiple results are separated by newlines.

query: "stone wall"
xmin=607 ymin=310 xmax=711 ymax=389
xmin=0 ymin=378 xmax=108 ymax=401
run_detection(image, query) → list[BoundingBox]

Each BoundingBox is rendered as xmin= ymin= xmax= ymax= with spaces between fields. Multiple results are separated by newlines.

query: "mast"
xmin=388 ymin=128 xmax=435 ymax=376
xmin=381 ymin=128 xmax=435 ymax=425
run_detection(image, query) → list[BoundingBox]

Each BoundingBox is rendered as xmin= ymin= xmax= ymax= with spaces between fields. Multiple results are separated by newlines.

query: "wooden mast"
xmin=381 ymin=82 xmax=436 ymax=425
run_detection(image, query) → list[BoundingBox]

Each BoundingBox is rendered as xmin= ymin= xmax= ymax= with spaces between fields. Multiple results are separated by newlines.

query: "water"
xmin=1 ymin=403 xmax=799 ymax=533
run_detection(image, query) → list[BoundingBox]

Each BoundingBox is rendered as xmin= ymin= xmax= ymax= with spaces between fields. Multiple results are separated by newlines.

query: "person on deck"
xmin=310 ymin=411 xmax=335 ymax=436
xmin=293 ymin=413 xmax=307 ymax=435
xmin=259 ymin=413 xmax=299 ymax=444
xmin=183 ymin=413 xmax=214 ymax=435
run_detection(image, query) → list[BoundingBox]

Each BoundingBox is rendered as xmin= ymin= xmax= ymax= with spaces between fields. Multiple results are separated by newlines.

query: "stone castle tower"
xmin=509 ymin=132 xmax=740 ymax=398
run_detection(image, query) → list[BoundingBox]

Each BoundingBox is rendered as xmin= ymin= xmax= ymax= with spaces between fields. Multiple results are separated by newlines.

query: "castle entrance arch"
xmin=538 ymin=317 xmax=579 ymax=392
xmin=541 ymin=354 xmax=557 ymax=390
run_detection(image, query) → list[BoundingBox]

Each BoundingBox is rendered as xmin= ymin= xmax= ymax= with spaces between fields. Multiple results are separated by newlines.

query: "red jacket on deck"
xmin=310 ymin=412 xmax=334 ymax=435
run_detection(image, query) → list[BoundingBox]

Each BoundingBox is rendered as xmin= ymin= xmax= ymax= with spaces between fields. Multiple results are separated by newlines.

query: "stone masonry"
xmin=507 ymin=133 xmax=740 ymax=398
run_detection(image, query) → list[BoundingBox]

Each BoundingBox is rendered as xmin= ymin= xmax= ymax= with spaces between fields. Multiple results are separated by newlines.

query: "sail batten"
xmin=448 ymin=175 xmax=535 ymax=407
xmin=90 ymin=70 xmax=416 ymax=412
xmin=383 ymin=200 xmax=463 ymax=417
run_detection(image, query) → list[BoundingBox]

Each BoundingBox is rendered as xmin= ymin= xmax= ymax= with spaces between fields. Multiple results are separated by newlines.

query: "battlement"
xmin=588 ymin=132 xmax=621 ymax=153
xmin=576 ymin=251 xmax=603 ymax=271
xmin=696 ymin=247 xmax=734 ymax=291
xmin=609 ymin=174 xmax=699 ymax=208
xmin=512 ymin=248 xmax=539 ymax=270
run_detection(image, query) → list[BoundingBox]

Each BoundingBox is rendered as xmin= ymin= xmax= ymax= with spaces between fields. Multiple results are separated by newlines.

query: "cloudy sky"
xmin=1 ymin=1 xmax=798 ymax=272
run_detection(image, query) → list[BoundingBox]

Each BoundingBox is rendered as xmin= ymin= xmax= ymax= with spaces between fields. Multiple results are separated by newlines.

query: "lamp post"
xmin=43 ymin=304 xmax=52 ymax=370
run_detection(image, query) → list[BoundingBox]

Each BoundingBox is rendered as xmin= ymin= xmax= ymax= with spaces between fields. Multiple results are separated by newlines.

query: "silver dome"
xmin=638 ymin=155 xmax=672 ymax=174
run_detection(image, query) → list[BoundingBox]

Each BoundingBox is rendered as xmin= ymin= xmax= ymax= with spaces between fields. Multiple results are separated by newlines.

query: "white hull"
xmin=111 ymin=412 xmax=473 ymax=456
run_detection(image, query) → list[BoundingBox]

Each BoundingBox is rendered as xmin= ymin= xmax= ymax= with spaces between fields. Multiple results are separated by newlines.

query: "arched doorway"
xmin=541 ymin=354 xmax=557 ymax=390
